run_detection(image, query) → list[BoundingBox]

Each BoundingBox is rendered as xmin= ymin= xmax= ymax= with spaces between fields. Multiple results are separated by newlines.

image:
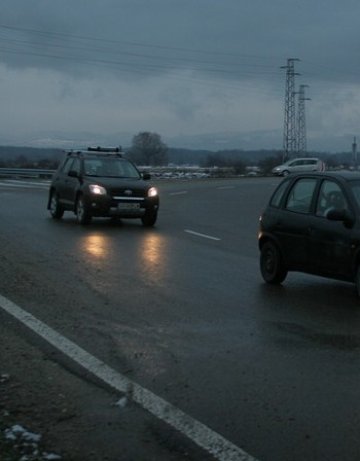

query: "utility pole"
xmin=353 ymin=136 xmax=358 ymax=169
xmin=281 ymin=58 xmax=300 ymax=162
xmin=297 ymin=84 xmax=310 ymax=155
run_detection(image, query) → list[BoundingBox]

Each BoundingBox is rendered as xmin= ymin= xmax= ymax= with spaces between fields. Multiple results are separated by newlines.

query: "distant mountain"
xmin=0 ymin=131 xmax=134 ymax=150
xmin=165 ymin=130 xmax=283 ymax=151
xmin=165 ymin=130 xmax=356 ymax=154
xmin=0 ymin=129 xmax=356 ymax=154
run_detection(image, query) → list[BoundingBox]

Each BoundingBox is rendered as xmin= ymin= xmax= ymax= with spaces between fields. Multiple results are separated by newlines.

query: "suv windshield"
xmin=83 ymin=157 xmax=140 ymax=179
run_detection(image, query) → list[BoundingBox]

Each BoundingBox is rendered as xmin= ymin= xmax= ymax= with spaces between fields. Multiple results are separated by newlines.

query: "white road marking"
xmin=217 ymin=186 xmax=235 ymax=190
xmin=169 ymin=190 xmax=188 ymax=196
xmin=0 ymin=293 xmax=258 ymax=461
xmin=184 ymin=229 xmax=221 ymax=241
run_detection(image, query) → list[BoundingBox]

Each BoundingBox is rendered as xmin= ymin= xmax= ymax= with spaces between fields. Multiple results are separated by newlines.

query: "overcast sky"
xmin=1 ymin=0 xmax=359 ymax=151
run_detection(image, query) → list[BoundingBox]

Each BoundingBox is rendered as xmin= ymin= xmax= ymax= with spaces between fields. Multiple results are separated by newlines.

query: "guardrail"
xmin=0 ymin=168 xmax=55 ymax=179
xmin=0 ymin=166 xmax=259 ymax=180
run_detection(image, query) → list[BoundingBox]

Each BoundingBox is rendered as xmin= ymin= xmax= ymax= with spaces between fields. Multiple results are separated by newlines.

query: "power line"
xmin=0 ymin=46 xmax=284 ymax=98
xmin=0 ymin=31 xmax=281 ymax=80
xmin=0 ymin=23 xmax=285 ymax=98
xmin=0 ymin=23 xmax=282 ymax=62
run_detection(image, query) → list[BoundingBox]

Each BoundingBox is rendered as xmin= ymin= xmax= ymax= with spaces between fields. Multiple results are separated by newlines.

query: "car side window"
xmin=285 ymin=178 xmax=317 ymax=213
xmin=316 ymin=180 xmax=349 ymax=217
xmin=270 ymin=179 xmax=290 ymax=207
xmin=61 ymin=158 xmax=74 ymax=174
xmin=71 ymin=158 xmax=81 ymax=175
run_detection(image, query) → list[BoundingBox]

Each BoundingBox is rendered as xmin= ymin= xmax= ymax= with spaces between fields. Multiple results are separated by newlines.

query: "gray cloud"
xmin=0 ymin=0 xmax=359 ymax=150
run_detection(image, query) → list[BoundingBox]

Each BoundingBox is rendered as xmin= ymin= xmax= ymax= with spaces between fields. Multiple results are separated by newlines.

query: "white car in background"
xmin=272 ymin=157 xmax=326 ymax=176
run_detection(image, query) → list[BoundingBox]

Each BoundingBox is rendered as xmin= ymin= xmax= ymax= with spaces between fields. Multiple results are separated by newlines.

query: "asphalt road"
xmin=1 ymin=177 xmax=360 ymax=461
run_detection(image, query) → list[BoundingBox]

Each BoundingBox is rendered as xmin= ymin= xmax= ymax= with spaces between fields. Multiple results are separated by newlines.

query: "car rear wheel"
xmin=260 ymin=241 xmax=287 ymax=284
xmin=49 ymin=192 xmax=64 ymax=219
xmin=76 ymin=196 xmax=92 ymax=225
xmin=141 ymin=210 xmax=157 ymax=227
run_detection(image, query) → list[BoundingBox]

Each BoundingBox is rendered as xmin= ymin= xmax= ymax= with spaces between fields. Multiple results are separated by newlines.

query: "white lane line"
xmin=0 ymin=293 xmax=258 ymax=461
xmin=169 ymin=191 xmax=188 ymax=196
xmin=184 ymin=229 xmax=221 ymax=241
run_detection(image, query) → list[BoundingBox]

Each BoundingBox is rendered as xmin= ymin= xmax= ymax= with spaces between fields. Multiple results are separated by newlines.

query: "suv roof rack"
xmin=87 ymin=146 xmax=122 ymax=152
xmin=66 ymin=146 xmax=123 ymax=157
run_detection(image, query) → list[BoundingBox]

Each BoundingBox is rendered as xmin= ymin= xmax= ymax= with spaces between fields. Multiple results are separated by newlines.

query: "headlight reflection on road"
xmin=82 ymin=233 xmax=110 ymax=260
xmin=139 ymin=233 xmax=168 ymax=284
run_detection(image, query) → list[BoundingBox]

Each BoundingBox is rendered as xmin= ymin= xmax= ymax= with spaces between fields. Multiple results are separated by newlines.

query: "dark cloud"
xmin=0 ymin=0 xmax=359 ymax=149
xmin=2 ymin=0 xmax=359 ymax=83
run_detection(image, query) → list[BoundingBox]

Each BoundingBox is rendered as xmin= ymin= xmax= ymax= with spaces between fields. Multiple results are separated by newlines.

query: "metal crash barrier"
xmin=0 ymin=168 xmax=55 ymax=179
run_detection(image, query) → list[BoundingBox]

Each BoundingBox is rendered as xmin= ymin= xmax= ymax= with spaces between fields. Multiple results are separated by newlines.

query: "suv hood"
xmin=85 ymin=176 xmax=149 ymax=189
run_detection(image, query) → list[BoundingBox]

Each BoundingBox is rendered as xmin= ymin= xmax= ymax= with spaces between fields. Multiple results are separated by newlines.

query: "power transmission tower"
xmin=281 ymin=58 xmax=300 ymax=162
xmin=353 ymin=136 xmax=358 ymax=169
xmin=297 ymin=84 xmax=310 ymax=155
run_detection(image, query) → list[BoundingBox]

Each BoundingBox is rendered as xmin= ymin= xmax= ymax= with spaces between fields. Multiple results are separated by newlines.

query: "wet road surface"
xmin=1 ymin=177 xmax=360 ymax=461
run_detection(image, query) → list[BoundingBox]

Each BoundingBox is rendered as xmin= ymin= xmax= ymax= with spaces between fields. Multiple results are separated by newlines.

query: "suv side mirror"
xmin=142 ymin=172 xmax=151 ymax=180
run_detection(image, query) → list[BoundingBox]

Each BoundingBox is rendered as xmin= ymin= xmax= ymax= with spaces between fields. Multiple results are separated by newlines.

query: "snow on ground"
xmin=1 ymin=373 xmax=62 ymax=461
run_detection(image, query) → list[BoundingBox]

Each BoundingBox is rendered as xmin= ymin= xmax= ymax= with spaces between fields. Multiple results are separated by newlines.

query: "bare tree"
xmin=128 ymin=132 xmax=168 ymax=166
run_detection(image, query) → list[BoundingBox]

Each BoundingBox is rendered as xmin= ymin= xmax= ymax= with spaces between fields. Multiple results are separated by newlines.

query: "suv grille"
xmin=109 ymin=187 xmax=147 ymax=198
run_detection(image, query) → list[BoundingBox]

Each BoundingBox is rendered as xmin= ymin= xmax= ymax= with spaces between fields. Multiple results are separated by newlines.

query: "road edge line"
xmin=0 ymin=293 xmax=258 ymax=461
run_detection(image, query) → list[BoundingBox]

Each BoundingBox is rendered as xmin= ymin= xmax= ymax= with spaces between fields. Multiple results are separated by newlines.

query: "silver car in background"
xmin=272 ymin=157 xmax=326 ymax=176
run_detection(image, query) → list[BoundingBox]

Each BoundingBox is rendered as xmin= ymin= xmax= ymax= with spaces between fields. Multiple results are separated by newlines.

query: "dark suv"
xmin=258 ymin=171 xmax=360 ymax=296
xmin=47 ymin=147 xmax=159 ymax=226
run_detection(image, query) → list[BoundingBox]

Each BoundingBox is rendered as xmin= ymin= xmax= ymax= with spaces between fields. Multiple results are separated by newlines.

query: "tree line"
xmin=0 ymin=131 xmax=353 ymax=175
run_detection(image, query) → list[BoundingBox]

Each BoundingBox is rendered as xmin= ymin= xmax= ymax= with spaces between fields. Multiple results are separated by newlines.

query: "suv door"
xmin=61 ymin=158 xmax=82 ymax=207
xmin=304 ymin=159 xmax=317 ymax=172
xmin=288 ymin=159 xmax=301 ymax=173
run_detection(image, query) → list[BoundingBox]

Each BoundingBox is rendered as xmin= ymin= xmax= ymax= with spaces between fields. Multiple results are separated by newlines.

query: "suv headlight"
xmin=147 ymin=187 xmax=158 ymax=198
xmin=89 ymin=184 xmax=107 ymax=195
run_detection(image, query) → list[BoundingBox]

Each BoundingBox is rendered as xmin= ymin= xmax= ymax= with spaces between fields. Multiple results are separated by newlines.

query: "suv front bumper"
xmin=85 ymin=194 xmax=159 ymax=218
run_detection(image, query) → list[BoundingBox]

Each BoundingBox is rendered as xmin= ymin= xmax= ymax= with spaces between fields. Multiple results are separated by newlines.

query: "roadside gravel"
xmin=0 ymin=310 xmax=208 ymax=461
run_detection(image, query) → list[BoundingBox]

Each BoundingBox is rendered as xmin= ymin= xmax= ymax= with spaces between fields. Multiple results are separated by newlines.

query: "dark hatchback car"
xmin=47 ymin=147 xmax=159 ymax=226
xmin=258 ymin=171 xmax=360 ymax=295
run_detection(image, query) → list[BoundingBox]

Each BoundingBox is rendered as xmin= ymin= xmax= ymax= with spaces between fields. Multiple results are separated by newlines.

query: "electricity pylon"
xmin=297 ymin=84 xmax=310 ymax=155
xmin=353 ymin=136 xmax=358 ymax=169
xmin=281 ymin=58 xmax=300 ymax=162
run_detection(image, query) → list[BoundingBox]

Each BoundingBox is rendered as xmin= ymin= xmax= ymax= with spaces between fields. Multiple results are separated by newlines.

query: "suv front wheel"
xmin=141 ymin=210 xmax=157 ymax=227
xmin=76 ymin=196 xmax=92 ymax=225
xmin=49 ymin=192 xmax=64 ymax=219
